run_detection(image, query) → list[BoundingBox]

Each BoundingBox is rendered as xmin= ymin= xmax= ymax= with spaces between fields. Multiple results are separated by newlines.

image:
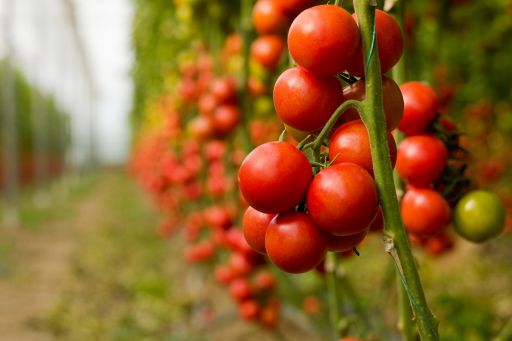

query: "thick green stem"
xmin=239 ymin=0 xmax=254 ymax=154
xmin=353 ymin=1 xmax=439 ymax=340
xmin=325 ymin=252 xmax=341 ymax=339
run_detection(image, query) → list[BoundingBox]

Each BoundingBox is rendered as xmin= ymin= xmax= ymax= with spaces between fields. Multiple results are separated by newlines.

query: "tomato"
xmin=326 ymin=228 xmax=368 ymax=252
xmin=230 ymin=278 xmax=253 ymax=302
xmin=260 ymin=299 xmax=279 ymax=328
xmin=307 ymin=163 xmax=379 ymax=236
xmin=273 ymin=67 xmax=344 ymax=132
xmin=188 ymin=115 xmax=213 ymax=140
xmin=214 ymin=265 xmax=235 ymax=285
xmin=239 ymin=300 xmax=261 ymax=320
xmin=369 ymin=206 xmax=384 ymax=232
xmin=401 ymin=187 xmax=451 ymax=235
xmin=251 ymin=35 xmax=286 ymax=71
xmin=198 ymin=93 xmax=218 ymax=116
xmin=341 ymin=76 xmax=404 ymax=131
xmin=252 ymin=0 xmax=291 ymax=35
xmin=398 ymin=82 xmax=439 ymax=134
xmin=248 ymin=78 xmax=267 ymax=97
xmin=396 ymin=135 xmax=448 ymax=186
xmin=265 ymin=212 xmax=327 ymax=273
xmin=346 ymin=10 xmax=403 ymax=77
xmin=328 ymin=119 xmax=397 ymax=175
xmin=288 ymin=5 xmax=360 ymax=76
xmin=254 ymin=271 xmax=276 ymax=290
xmin=275 ymin=0 xmax=315 ymax=14
xmin=212 ymin=104 xmax=240 ymax=135
xmin=242 ymin=206 xmax=275 ymax=254
xmin=453 ymin=190 xmax=506 ymax=243
xmin=211 ymin=77 xmax=237 ymax=104
xmin=238 ymin=141 xmax=312 ymax=213
xmin=423 ymin=231 xmax=454 ymax=256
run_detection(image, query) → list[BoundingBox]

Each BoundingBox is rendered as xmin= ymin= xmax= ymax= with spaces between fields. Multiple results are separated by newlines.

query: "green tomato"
xmin=453 ymin=190 xmax=506 ymax=243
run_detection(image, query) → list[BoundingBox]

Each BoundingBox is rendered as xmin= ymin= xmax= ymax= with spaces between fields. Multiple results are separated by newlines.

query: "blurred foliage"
xmin=130 ymin=0 xmax=242 ymax=129
xmin=0 ymin=60 xmax=69 ymax=155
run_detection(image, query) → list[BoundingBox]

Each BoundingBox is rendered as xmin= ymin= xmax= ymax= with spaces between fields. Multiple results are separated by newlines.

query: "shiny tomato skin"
xmin=326 ymin=228 xmax=368 ymax=252
xmin=453 ymin=190 xmax=506 ymax=243
xmin=369 ymin=206 xmax=384 ymax=232
xmin=273 ymin=67 xmax=344 ymax=132
xmin=398 ymin=82 xmax=439 ymax=134
xmin=212 ymin=104 xmax=240 ymax=135
xmin=265 ymin=212 xmax=327 ymax=273
xmin=342 ymin=76 xmax=404 ymax=131
xmin=328 ymin=120 xmax=397 ymax=175
xmin=238 ymin=141 xmax=312 ymax=214
xmin=275 ymin=0 xmax=315 ymax=14
xmin=307 ymin=163 xmax=379 ymax=236
xmin=251 ymin=35 xmax=286 ymax=71
xmin=252 ymin=0 xmax=291 ymax=35
xmin=396 ymin=135 xmax=448 ymax=186
xmin=288 ymin=5 xmax=360 ymax=76
xmin=347 ymin=10 xmax=404 ymax=77
xmin=242 ymin=206 xmax=275 ymax=254
xmin=401 ymin=187 xmax=451 ymax=235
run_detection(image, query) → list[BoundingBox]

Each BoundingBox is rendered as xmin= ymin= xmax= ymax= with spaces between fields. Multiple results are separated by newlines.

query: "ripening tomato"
xmin=328 ymin=120 xmax=397 ymax=174
xmin=260 ymin=299 xmax=279 ymax=328
xmin=230 ymin=278 xmax=253 ymax=302
xmin=398 ymin=82 xmax=439 ymax=134
xmin=396 ymin=135 xmax=448 ymax=186
xmin=252 ymin=0 xmax=291 ymax=35
xmin=265 ymin=212 xmax=327 ymax=273
xmin=341 ymin=76 xmax=404 ymax=131
xmin=275 ymin=0 xmax=315 ymax=14
xmin=273 ymin=67 xmax=344 ymax=132
xmin=238 ymin=141 xmax=312 ymax=213
xmin=401 ymin=187 xmax=451 ymax=235
xmin=347 ymin=10 xmax=404 ymax=77
xmin=239 ymin=300 xmax=261 ymax=320
xmin=326 ymin=228 xmax=368 ymax=252
xmin=251 ymin=35 xmax=286 ymax=71
xmin=212 ymin=104 xmax=240 ymax=135
xmin=307 ymin=163 xmax=379 ymax=236
xmin=211 ymin=77 xmax=237 ymax=104
xmin=242 ymin=206 xmax=275 ymax=254
xmin=288 ymin=5 xmax=360 ymax=76
xmin=453 ymin=190 xmax=506 ymax=243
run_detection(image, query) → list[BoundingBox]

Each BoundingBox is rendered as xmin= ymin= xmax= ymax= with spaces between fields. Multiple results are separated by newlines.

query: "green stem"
xmin=353 ymin=1 xmax=439 ymax=340
xmin=239 ymin=0 xmax=254 ymax=154
xmin=326 ymin=252 xmax=341 ymax=339
xmin=312 ymin=99 xmax=363 ymax=152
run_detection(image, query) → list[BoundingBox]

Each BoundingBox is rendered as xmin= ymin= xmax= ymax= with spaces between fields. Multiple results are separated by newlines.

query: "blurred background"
xmin=0 ymin=0 xmax=512 ymax=340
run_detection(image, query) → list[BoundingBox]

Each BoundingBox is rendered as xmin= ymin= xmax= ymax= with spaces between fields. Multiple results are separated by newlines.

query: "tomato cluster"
xmin=238 ymin=4 xmax=405 ymax=274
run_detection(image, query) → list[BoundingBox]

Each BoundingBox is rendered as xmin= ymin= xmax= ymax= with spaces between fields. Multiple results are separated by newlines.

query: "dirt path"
xmin=0 ymin=175 xmax=112 ymax=341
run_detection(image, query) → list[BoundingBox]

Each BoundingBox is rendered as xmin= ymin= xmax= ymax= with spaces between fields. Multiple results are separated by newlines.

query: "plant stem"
xmin=325 ymin=252 xmax=341 ymax=339
xmin=353 ymin=1 xmax=439 ymax=340
xmin=239 ymin=0 xmax=254 ymax=154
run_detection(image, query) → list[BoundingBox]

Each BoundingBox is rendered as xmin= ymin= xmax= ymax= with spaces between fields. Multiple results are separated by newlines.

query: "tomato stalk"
xmin=325 ymin=252 xmax=341 ymax=338
xmin=239 ymin=0 xmax=254 ymax=154
xmin=353 ymin=1 xmax=439 ymax=340
xmin=390 ymin=2 xmax=417 ymax=340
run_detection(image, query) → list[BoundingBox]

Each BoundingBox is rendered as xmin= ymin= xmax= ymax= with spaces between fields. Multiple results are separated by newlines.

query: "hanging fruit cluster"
xmin=396 ymin=81 xmax=506 ymax=254
xmin=239 ymin=5 xmax=404 ymax=274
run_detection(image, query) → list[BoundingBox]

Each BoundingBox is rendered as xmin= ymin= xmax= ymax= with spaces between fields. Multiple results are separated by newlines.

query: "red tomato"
xmin=273 ymin=67 xmax=344 ymax=132
xmin=328 ymin=120 xmax=397 ymax=175
xmin=265 ymin=212 xmax=327 ymax=273
xmin=260 ymin=299 xmax=280 ymax=328
xmin=275 ymin=0 xmax=315 ymax=14
xmin=239 ymin=300 xmax=261 ymax=320
xmin=198 ymin=93 xmax=218 ymax=116
xmin=252 ymin=0 xmax=291 ymax=35
xmin=230 ymin=278 xmax=253 ymax=302
xmin=398 ymin=82 xmax=439 ymax=134
xmin=214 ymin=265 xmax=235 ymax=285
xmin=341 ymin=76 xmax=404 ymax=131
xmin=188 ymin=115 xmax=213 ymax=140
xmin=254 ymin=271 xmax=276 ymax=291
xmin=242 ymin=206 xmax=275 ymax=254
xmin=326 ymin=228 xmax=368 ymax=252
xmin=248 ymin=78 xmax=267 ymax=97
xmin=396 ymin=135 xmax=448 ymax=186
xmin=401 ymin=187 xmax=451 ymax=235
xmin=288 ymin=5 xmax=360 ymax=76
xmin=211 ymin=77 xmax=237 ymax=104
xmin=251 ymin=35 xmax=286 ymax=70
xmin=347 ymin=10 xmax=403 ymax=77
xmin=369 ymin=207 xmax=384 ymax=232
xmin=212 ymin=104 xmax=240 ymax=135
xmin=238 ymin=141 xmax=313 ymax=214
xmin=307 ymin=163 xmax=379 ymax=236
